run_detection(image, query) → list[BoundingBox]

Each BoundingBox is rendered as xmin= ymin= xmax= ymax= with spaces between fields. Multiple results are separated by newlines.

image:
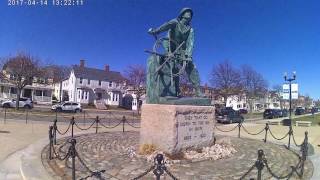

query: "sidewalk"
xmin=0 ymin=120 xmax=319 ymax=179
xmin=0 ymin=120 xmax=139 ymax=179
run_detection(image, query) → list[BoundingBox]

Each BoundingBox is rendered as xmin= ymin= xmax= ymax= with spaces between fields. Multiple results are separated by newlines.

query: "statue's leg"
xmin=146 ymin=55 xmax=160 ymax=103
xmin=186 ymin=62 xmax=202 ymax=96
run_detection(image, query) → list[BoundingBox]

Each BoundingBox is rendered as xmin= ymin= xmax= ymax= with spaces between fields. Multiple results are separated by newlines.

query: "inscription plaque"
xmin=140 ymin=104 xmax=215 ymax=155
xmin=176 ymin=112 xmax=213 ymax=149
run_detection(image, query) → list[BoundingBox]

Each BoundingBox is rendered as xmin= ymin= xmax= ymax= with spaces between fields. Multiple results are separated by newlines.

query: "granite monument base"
xmin=140 ymin=104 xmax=215 ymax=155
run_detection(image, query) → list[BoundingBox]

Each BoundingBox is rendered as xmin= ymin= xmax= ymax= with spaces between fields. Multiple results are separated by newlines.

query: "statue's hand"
xmin=185 ymin=55 xmax=192 ymax=61
xmin=148 ymin=28 xmax=156 ymax=35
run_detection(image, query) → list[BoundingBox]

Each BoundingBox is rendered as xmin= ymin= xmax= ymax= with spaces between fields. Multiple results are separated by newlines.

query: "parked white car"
xmin=51 ymin=102 xmax=82 ymax=113
xmin=1 ymin=98 xmax=33 ymax=109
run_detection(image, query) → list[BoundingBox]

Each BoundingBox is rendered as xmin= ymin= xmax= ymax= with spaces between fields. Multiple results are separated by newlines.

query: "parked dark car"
xmin=215 ymin=107 xmax=235 ymax=116
xmin=263 ymin=109 xmax=281 ymax=119
xmin=216 ymin=110 xmax=244 ymax=124
xmin=295 ymin=107 xmax=305 ymax=115
xmin=278 ymin=109 xmax=288 ymax=117
xmin=312 ymin=107 xmax=319 ymax=113
xmin=238 ymin=109 xmax=248 ymax=114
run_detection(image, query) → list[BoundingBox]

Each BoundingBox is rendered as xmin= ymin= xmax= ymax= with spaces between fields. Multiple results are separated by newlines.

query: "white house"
xmin=54 ymin=60 xmax=126 ymax=109
xmin=226 ymin=95 xmax=247 ymax=110
xmin=226 ymin=92 xmax=281 ymax=112
xmin=0 ymin=73 xmax=53 ymax=105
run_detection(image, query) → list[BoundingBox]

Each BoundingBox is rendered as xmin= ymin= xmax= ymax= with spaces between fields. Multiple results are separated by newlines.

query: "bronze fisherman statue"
xmin=146 ymin=8 xmax=202 ymax=104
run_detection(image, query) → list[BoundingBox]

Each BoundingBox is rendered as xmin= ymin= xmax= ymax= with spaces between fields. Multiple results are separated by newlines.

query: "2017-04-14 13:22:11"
xmin=8 ymin=0 xmax=84 ymax=6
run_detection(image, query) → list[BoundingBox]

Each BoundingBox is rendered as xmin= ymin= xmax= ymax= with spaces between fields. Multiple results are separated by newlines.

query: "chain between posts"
xmin=240 ymin=131 xmax=309 ymax=179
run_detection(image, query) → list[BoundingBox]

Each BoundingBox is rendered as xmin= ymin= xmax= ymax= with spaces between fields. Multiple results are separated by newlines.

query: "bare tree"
xmin=303 ymin=94 xmax=313 ymax=108
xmin=209 ymin=60 xmax=242 ymax=105
xmin=272 ymin=84 xmax=285 ymax=109
xmin=241 ymin=65 xmax=268 ymax=112
xmin=43 ymin=65 xmax=71 ymax=101
xmin=0 ymin=53 xmax=42 ymax=109
xmin=124 ymin=64 xmax=146 ymax=112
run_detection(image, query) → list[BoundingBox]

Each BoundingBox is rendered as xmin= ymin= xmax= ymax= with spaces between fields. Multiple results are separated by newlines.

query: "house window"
xmin=99 ymin=80 xmax=101 ymax=86
xmin=78 ymin=90 xmax=81 ymax=99
xmin=10 ymin=87 xmax=17 ymax=94
xmin=80 ymin=77 xmax=83 ymax=84
xmin=81 ymin=91 xmax=84 ymax=99
xmin=88 ymin=79 xmax=90 ymax=85
xmin=112 ymin=94 xmax=115 ymax=101
xmin=85 ymin=91 xmax=88 ymax=99
xmin=35 ymin=90 xmax=42 ymax=96
xmin=109 ymin=81 xmax=113 ymax=87
xmin=43 ymin=90 xmax=48 ymax=96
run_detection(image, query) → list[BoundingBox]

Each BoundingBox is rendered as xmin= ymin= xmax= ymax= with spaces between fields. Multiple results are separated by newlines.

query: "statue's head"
xmin=178 ymin=8 xmax=193 ymax=24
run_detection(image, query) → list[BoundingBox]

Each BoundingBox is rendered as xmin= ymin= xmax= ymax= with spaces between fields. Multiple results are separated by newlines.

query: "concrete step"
xmin=95 ymin=101 xmax=107 ymax=110
xmin=0 ymin=137 xmax=54 ymax=180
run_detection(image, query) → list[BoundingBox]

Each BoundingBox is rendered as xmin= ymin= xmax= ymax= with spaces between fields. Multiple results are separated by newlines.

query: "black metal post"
xmin=53 ymin=119 xmax=57 ymax=145
xmin=25 ymin=109 xmax=28 ymax=124
xmin=288 ymin=125 xmax=293 ymax=149
xmin=284 ymin=72 xmax=296 ymax=130
xmin=71 ymin=116 xmax=75 ymax=138
xmin=55 ymin=110 xmax=58 ymax=121
xmin=83 ymin=110 xmax=86 ymax=127
xmin=122 ymin=116 xmax=125 ymax=133
xmin=49 ymin=126 xmax=53 ymax=160
xmin=70 ymin=139 xmax=77 ymax=180
xmin=256 ymin=150 xmax=264 ymax=180
xmin=154 ymin=154 xmax=164 ymax=180
xmin=238 ymin=122 xmax=241 ymax=138
xmin=4 ymin=107 xmax=7 ymax=124
xmin=289 ymin=82 xmax=292 ymax=120
xmin=264 ymin=123 xmax=269 ymax=143
xmin=95 ymin=116 xmax=99 ymax=134
xmin=300 ymin=131 xmax=308 ymax=177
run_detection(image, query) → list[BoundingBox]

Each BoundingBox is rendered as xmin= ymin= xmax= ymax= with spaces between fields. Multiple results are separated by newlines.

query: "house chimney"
xmin=105 ymin=65 xmax=109 ymax=72
xmin=80 ymin=59 xmax=85 ymax=68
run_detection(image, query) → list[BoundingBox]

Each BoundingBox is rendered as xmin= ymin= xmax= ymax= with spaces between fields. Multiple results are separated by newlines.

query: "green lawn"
xmin=242 ymin=112 xmax=263 ymax=119
xmin=293 ymin=114 xmax=320 ymax=126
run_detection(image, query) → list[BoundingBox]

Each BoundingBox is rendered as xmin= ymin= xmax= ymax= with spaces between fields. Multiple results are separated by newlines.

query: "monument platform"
xmin=41 ymin=132 xmax=314 ymax=179
xmin=140 ymin=104 xmax=215 ymax=155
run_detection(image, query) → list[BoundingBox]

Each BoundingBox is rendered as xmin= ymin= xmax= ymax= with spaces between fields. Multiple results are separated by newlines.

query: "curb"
xmin=310 ymin=153 xmax=320 ymax=180
xmin=19 ymin=138 xmax=54 ymax=180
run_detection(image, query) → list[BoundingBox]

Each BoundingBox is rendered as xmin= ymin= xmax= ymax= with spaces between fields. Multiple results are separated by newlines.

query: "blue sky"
xmin=0 ymin=0 xmax=319 ymax=99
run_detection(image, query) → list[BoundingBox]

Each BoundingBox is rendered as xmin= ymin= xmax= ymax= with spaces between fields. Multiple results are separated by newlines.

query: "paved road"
xmin=0 ymin=107 xmax=141 ymax=124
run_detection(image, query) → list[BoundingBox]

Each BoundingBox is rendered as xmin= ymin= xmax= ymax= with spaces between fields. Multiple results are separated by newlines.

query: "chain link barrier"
xmin=133 ymin=154 xmax=178 ymax=180
xmin=125 ymin=119 xmax=141 ymax=128
xmin=98 ymin=119 xmax=123 ymax=129
xmin=241 ymin=124 xmax=265 ymax=136
xmin=214 ymin=123 xmax=239 ymax=132
xmin=268 ymin=128 xmax=289 ymax=141
xmin=74 ymin=119 xmax=96 ymax=131
xmin=55 ymin=121 xmax=71 ymax=135
xmin=48 ymin=132 xmax=105 ymax=180
xmin=239 ymin=131 xmax=308 ymax=180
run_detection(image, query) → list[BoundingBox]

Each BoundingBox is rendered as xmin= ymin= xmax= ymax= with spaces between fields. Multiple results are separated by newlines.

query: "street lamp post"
xmin=284 ymin=71 xmax=296 ymax=121
xmin=284 ymin=71 xmax=296 ymax=149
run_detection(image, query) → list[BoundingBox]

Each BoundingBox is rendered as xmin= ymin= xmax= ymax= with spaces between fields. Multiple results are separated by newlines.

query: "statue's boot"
xmin=195 ymin=87 xmax=205 ymax=97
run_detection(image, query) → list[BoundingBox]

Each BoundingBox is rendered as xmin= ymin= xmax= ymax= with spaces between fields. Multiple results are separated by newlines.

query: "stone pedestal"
xmin=140 ymin=104 xmax=215 ymax=155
